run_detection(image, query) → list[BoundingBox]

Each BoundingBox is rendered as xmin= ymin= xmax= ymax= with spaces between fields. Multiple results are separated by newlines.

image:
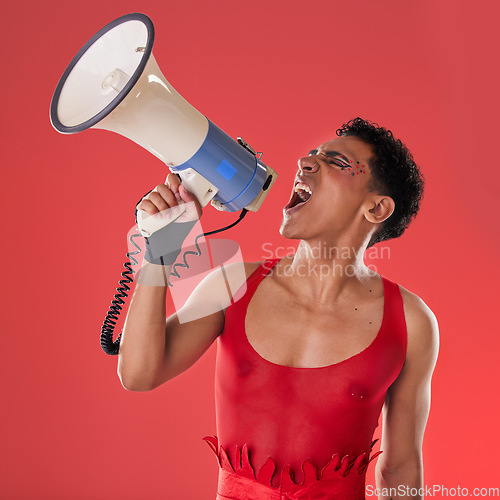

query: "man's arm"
xmin=375 ymin=287 xmax=439 ymax=499
xmin=117 ymin=260 xmax=248 ymax=391
xmin=117 ymin=172 xmax=258 ymax=391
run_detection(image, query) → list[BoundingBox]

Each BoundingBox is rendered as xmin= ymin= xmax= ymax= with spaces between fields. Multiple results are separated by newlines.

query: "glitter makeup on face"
xmin=351 ymin=164 xmax=366 ymax=175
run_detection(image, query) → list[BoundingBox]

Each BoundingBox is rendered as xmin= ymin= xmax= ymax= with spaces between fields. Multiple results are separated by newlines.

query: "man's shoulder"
xmin=397 ymin=284 xmax=438 ymax=327
xmin=195 ymin=260 xmax=265 ymax=298
xmin=182 ymin=260 xmax=267 ymax=315
xmin=397 ymin=283 xmax=439 ymax=365
xmin=220 ymin=260 xmax=265 ymax=280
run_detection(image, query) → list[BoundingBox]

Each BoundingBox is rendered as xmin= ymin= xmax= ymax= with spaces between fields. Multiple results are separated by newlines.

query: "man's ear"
xmin=364 ymin=195 xmax=395 ymax=224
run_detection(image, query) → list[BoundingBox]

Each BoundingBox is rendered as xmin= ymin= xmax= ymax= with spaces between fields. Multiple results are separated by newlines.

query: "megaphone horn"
xmin=50 ymin=13 xmax=277 ymax=214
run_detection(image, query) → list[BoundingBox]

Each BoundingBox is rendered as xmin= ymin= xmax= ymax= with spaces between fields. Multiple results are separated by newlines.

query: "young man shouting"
xmin=118 ymin=117 xmax=439 ymax=500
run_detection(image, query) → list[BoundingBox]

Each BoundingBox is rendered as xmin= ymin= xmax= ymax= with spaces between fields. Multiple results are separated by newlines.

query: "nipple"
xmin=237 ymin=361 xmax=253 ymax=378
xmin=349 ymin=384 xmax=367 ymax=400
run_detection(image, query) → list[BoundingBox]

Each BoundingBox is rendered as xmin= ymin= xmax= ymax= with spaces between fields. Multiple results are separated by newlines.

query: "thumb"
xmin=178 ymin=183 xmax=197 ymax=202
xmin=178 ymin=184 xmax=203 ymax=219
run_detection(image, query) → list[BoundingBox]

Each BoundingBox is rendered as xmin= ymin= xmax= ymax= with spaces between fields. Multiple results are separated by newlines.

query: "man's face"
xmin=280 ymin=135 xmax=377 ymax=242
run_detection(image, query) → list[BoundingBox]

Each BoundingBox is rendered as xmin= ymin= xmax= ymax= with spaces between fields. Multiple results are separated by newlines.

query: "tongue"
xmin=299 ymin=190 xmax=312 ymax=202
xmin=286 ymin=191 xmax=310 ymax=209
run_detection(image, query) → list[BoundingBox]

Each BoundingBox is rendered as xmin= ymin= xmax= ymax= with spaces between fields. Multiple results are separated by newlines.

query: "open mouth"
xmin=284 ymin=181 xmax=312 ymax=212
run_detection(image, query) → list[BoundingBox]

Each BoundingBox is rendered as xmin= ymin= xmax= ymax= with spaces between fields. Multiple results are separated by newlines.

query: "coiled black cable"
xmin=100 ymin=209 xmax=248 ymax=355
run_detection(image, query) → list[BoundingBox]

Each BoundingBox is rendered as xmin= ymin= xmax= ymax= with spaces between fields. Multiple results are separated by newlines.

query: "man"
xmin=118 ymin=118 xmax=439 ymax=499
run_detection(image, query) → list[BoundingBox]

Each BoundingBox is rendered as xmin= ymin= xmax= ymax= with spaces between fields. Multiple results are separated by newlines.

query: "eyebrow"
xmin=309 ymin=149 xmax=351 ymax=165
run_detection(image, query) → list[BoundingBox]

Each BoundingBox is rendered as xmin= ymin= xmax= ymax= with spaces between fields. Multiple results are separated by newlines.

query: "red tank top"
xmin=208 ymin=258 xmax=407 ymax=497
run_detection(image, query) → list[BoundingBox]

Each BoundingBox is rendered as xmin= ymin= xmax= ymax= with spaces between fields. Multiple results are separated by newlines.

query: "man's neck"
xmin=282 ymin=237 xmax=376 ymax=304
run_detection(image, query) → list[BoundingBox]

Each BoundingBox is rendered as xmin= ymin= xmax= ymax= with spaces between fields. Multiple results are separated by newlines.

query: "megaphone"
xmin=50 ymin=12 xmax=277 ymax=225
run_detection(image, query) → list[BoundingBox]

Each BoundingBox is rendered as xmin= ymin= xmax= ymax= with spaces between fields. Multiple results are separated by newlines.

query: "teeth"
xmin=294 ymin=182 xmax=312 ymax=194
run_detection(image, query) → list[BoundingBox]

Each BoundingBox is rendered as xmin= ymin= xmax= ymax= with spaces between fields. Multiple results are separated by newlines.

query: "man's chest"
xmin=244 ymin=277 xmax=385 ymax=369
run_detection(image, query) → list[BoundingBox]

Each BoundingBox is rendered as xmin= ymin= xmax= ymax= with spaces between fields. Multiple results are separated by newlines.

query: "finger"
xmin=137 ymin=198 xmax=160 ymax=215
xmin=145 ymin=192 xmax=170 ymax=214
xmin=166 ymin=172 xmax=182 ymax=194
xmin=156 ymin=184 xmax=178 ymax=207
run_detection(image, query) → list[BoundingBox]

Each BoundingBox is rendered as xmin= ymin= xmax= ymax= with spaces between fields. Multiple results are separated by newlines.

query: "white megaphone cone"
xmin=50 ymin=13 xmax=277 ymax=234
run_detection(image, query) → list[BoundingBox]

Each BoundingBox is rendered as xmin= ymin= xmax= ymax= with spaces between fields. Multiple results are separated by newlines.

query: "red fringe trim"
xmin=203 ymin=435 xmax=382 ymax=491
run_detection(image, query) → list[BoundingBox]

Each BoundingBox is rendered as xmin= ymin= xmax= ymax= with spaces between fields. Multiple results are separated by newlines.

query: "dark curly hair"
xmin=336 ymin=117 xmax=424 ymax=247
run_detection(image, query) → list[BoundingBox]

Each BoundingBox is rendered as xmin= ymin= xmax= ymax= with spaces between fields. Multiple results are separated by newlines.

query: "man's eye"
xmin=330 ymin=159 xmax=347 ymax=168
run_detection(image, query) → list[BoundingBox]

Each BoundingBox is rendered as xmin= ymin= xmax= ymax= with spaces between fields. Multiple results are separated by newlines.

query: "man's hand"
xmin=137 ymin=172 xmax=203 ymax=223
xmin=137 ymin=173 xmax=204 ymax=266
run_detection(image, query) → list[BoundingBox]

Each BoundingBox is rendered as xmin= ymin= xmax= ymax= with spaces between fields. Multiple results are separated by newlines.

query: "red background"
xmin=1 ymin=0 xmax=499 ymax=498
